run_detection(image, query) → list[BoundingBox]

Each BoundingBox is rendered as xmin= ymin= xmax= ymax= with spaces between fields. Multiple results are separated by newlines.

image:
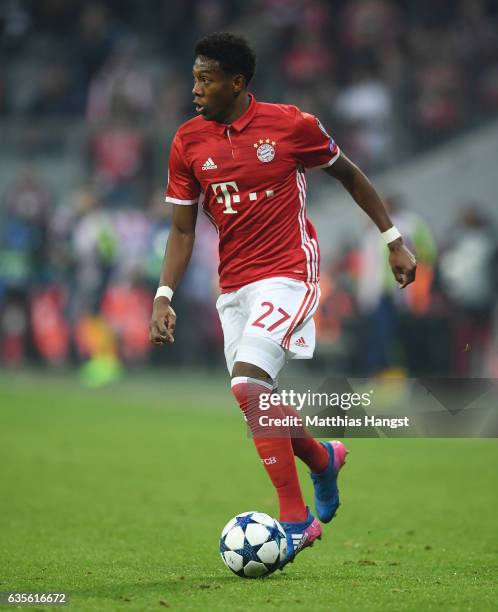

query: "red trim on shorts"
xmin=283 ymin=282 xmax=319 ymax=350
xmin=281 ymin=282 xmax=311 ymax=349
xmin=281 ymin=282 xmax=318 ymax=350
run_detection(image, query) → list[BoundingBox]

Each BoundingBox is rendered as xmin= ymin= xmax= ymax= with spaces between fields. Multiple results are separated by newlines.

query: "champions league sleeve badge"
xmin=316 ymin=118 xmax=337 ymax=152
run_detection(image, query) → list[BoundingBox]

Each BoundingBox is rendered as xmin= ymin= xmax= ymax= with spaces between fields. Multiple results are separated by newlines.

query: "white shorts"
xmin=216 ymin=276 xmax=320 ymax=380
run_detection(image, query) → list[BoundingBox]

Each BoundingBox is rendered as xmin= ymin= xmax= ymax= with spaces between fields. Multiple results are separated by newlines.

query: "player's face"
xmin=192 ymin=56 xmax=242 ymax=122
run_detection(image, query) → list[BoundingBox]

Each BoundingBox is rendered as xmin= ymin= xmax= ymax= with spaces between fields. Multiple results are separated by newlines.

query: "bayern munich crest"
xmin=254 ymin=138 xmax=276 ymax=163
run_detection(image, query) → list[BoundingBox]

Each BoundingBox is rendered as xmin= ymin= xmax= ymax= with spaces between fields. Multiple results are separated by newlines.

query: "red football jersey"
xmin=165 ymin=94 xmax=340 ymax=292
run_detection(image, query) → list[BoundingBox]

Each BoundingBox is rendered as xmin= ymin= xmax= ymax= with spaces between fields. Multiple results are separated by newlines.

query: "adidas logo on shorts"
xmin=294 ymin=336 xmax=308 ymax=348
xmin=202 ymin=157 xmax=218 ymax=170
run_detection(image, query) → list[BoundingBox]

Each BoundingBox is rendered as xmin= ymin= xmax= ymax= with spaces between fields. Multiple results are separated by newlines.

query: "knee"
xmin=232 ymin=361 xmax=273 ymax=384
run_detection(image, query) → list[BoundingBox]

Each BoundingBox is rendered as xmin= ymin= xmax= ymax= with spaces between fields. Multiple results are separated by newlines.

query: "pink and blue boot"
xmin=279 ymin=507 xmax=322 ymax=570
xmin=310 ymin=441 xmax=348 ymax=523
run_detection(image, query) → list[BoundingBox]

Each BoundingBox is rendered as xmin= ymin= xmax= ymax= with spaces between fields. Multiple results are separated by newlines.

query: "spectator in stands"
xmin=111 ymin=205 xmax=151 ymax=281
xmin=438 ymin=205 xmax=498 ymax=376
xmin=282 ymin=32 xmax=335 ymax=86
xmin=412 ymin=60 xmax=466 ymax=149
xmin=69 ymin=187 xmax=116 ymax=321
xmin=76 ymin=2 xmax=121 ymax=87
xmin=87 ymin=115 xmax=152 ymax=208
xmin=0 ymin=165 xmax=51 ymax=287
xmin=0 ymin=0 xmax=31 ymax=54
xmin=340 ymin=0 xmax=402 ymax=57
xmin=356 ymin=195 xmax=437 ymax=375
xmin=334 ymin=60 xmax=393 ymax=172
xmin=0 ymin=166 xmax=52 ymax=365
xmin=27 ymin=62 xmax=84 ymax=117
xmin=85 ymin=38 xmax=153 ymax=124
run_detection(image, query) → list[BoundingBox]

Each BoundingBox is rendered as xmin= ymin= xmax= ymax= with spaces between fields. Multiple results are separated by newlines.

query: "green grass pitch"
xmin=0 ymin=370 xmax=497 ymax=611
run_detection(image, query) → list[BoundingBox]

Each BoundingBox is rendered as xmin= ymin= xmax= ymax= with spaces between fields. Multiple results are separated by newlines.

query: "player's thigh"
xmin=236 ymin=277 xmax=320 ymax=379
xmin=216 ymin=291 xmax=247 ymax=376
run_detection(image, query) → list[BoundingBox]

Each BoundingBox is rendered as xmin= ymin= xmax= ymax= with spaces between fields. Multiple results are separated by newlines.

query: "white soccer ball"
xmin=219 ymin=511 xmax=288 ymax=578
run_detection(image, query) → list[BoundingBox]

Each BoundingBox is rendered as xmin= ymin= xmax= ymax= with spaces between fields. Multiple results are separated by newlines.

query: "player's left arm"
xmin=324 ymin=153 xmax=417 ymax=288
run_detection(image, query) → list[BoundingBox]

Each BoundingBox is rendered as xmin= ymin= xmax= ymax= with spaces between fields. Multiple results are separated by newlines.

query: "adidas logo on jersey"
xmin=202 ymin=157 xmax=217 ymax=170
xmin=294 ymin=336 xmax=308 ymax=348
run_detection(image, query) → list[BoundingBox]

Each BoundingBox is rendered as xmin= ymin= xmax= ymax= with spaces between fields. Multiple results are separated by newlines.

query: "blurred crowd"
xmin=0 ymin=166 xmax=221 ymax=381
xmin=1 ymin=0 xmax=498 ymax=167
xmin=313 ymin=198 xmax=498 ymax=378
xmin=1 ymin=165 xmax=497 ymax=379
xmin=1 ymin=0 xmax=498 ymax=380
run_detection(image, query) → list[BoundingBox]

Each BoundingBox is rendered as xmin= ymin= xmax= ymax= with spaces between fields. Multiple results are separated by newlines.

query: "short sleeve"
xmin=293 ymin=111 xmax=340 ymax=169
xmin=164 ymin=132 xmax=201 ymax=205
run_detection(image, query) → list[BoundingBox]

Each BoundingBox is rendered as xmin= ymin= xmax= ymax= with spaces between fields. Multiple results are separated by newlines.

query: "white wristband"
xmin=382 ymin=226 xmax=402 ymax=245
xmin=155 ymin=286 xmax=174 ymax=301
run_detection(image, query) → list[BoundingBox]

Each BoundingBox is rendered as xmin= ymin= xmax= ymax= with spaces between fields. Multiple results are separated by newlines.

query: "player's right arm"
xmin=149 ymin=130 xmax=201 ymax=345
xmin=149 ymin=204 xmax=198 ymax=344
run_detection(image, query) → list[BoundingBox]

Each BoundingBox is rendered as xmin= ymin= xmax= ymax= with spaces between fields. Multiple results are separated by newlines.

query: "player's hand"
xmin=388 ymin=239 xmax=417 ymax=288
xmin=149 ymin=297 xmax=176 ymax=344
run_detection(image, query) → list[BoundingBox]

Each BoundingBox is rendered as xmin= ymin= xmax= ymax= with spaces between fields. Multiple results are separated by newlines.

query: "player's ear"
xmin=232 ymin=74 xmax=245 ymax=93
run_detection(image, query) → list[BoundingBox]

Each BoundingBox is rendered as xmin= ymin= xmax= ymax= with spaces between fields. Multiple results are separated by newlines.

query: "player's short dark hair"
xmin=194 ymin=32 xmax=256 ymax=86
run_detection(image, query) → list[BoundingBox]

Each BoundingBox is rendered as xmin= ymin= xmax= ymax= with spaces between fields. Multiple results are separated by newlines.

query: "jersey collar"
xmin=230 ymin=93 xmax=257 ymax=132
xmin=213 ymin=93 xmax=257 ymax=133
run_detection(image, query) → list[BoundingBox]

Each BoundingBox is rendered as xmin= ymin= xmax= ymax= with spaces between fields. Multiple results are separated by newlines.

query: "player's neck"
xmin=219 ymin=93 xmax=250 ymax=125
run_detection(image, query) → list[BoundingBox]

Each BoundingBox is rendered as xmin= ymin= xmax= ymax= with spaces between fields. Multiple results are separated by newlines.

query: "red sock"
xmin=231 ymin=376 xmax=307 ymax=522
xmin=279 ymin=403 xmax=329 ymax=474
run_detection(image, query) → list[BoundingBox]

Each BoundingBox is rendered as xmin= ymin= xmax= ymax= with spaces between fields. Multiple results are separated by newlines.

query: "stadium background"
xmin=1 ymin=2 xmax=498 ymax=611
xmin=1 ymin=0 xmax=497 ymax=378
